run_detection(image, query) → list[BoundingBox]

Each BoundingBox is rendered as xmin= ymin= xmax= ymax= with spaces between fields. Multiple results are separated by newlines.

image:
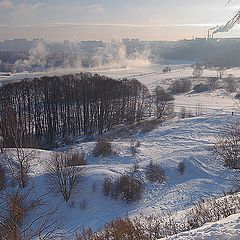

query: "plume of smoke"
xmin=213 ymin=11 xmax=240 ymax=35
xmin=208 ymin=26 xmax=219 ymax=31
xmin=225 ymin=0 xmax=232 ymax=7
xmin=208 ymin=25 xmax=219 ymax=32
xmin=208 ymin=26 xmax=219 ymax=38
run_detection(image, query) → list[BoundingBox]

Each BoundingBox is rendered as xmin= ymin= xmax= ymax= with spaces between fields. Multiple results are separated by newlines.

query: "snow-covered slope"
xmin=5 ymin=112 xmax=238 ymax=237
xmin=1 ymin=64 xmax=240 ymax=238
xmin=165 ymin=212 xmax=240 ymax=240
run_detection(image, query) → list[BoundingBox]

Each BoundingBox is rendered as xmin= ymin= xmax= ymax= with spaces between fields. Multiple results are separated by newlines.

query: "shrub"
xmin=135 ymin=141 xmax=141 ymax=148
xmin=170 ymin=79 xmax=192 ymax=94
xmin=103 ymin=175 xmax=143 ymax=203
xmin=67 ymin=152 xmax=86 ymax=166
xmin=80 ymin=199 xmax=88 ymax=209
xmin=92 ymin=182 xmax=98 ymax=192
xmin=163 ymin=67 xmax=171 ymax=73
xmin=140 ymin=119 xmax=162 ymax=133
xmin=0 ymin=164 xmax=6 ymax=190
xmin=75 ymin=194 xmax=240 ymax=240
xmin=214 ymin=122 xmax=240 ymax=169
xmin=75 ymin=227 xmax=93 ymax=240
xmin=102 ymin=218 xmax=147 ymax=240
xmin=130 ymin=145 xmax=138 ymax=156
xmin=225 ymin=77 xmax=237 ymax=93
xmin=145 ymin=161 xmax=166 ymax=183
xmin=180 ymin=106 xmax=187 ymax=119
xmin=235 ymin=92 xmax=240 ymax=99
xmin=93 ymin=139 xmax=113 ymax=157
xmin=187 ymin=195 xmax=240 ymax=229
xmin=76 ymin=218 xmax=147 ymax=240
xmin=178 ymin=161 xmax=185 ymax=175
xmin=102 ymin=177 xmax=111 ymax=196
xmin=132 ymin=161 xmax=140 ymax=172
xmin=112 ymin=175 xmax=143 ymax=203
xmin=130 ymin=141 xmax=141 ymax=156
xmin=193 ymin=83 xmax=209 ymax=93
xmin=207 ymin=77 xmax=219 ymax=90
xmin=192 ymin=64 xmax=203 ymax=78
xmin=195 ymin=102 xmax=203 ymax=116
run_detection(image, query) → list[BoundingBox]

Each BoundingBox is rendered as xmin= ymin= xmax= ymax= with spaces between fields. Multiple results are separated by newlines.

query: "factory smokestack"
xmin=207 ymin=26 xmax=219 ymax=39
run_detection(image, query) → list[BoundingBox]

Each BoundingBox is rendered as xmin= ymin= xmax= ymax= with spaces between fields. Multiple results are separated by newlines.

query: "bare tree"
xmin=0 ymin=183 xmax=64 ymax=240
xmin=180 ymin=106 xmax=187 ymax=119
xmin=195 ymin=103 xmax=203 ymax=117
xmin=48 ymin=152 xmax=84 ymax=202
xmin=214 ymin=122 xmax=240 ymax=169
xmin=0 ymin=109 xmax=36 ymax=189
xmin=0 ymin=136 xmax=3 ymax=154
xmin=225 ymin=75 xmax=237 ymax=93
xmin=177 ymin=161 xmax=185 ymax=175
xmin=0 ymin=163 xmax=5 ymax=190
xmin=154 ymin=86 xmax=174 ymax=119
xmin=192 ymin=64 xmax=203 ymax=78
xmin=3 ymin=146 xmax=35 ymax=189
xmin=217 ymin=68 xmax=225 ymax=79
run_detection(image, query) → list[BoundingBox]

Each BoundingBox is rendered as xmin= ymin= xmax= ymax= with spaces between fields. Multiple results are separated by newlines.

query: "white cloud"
xmin=45 ymin=22 xmax=220 ymax=29
xmin=17 ymin=2 xmax=45 ymax=14
xmin=0 ymin=1 xmax=45 ymax=13
xmin=58 ymin=4 xmax=104 ymax=14
xmin=0 ymin=0 xmax=14 ymax=9
xmin=81 ymin=4 xmax=104 ymax=13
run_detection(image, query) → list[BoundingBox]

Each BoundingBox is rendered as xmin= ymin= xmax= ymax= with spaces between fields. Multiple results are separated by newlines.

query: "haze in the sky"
xmin=0 ymin=0 xmax=240 ymax=41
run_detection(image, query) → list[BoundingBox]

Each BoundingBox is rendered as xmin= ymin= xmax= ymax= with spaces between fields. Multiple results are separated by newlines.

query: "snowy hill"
xmin=1 ymin=64 xmax=240 ymax=238
xmin=2 ymin=112 xmax=239 ymax=238
xmin=165 ymin=212 xmax=240 ymax=240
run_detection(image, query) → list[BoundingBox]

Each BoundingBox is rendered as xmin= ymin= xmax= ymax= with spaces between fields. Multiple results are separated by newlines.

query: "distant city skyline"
xmin=0 ymin=0 xmax=240 ymax=41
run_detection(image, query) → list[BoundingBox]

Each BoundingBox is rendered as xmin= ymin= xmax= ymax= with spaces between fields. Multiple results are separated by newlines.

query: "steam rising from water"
xmin=94 ymin=40 xmax=150 ymax=69
xmin=15 ymin=41 xmax=49 ymax=71
xmin=14 ymin=40 xmax=150 ymax=73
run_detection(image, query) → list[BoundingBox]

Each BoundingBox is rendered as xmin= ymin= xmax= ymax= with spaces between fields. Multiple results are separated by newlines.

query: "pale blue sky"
xmin=0 ymin=0 xmax=240 ymax=41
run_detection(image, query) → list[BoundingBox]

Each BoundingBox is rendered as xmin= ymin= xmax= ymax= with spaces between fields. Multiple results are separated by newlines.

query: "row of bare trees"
xmin=0 ymin=73 xmax=151 ymax=148
xmin=0 ymin=73 xmax=176 ymax=149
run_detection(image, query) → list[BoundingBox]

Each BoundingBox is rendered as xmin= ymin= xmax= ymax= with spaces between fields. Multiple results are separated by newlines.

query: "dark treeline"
xmin=0 ymin=73 xmax=150 ymax=148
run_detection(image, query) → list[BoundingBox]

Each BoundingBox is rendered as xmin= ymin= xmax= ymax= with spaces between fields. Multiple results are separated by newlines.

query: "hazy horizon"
xmin=1 ymin=0 xmax=240 ymax=42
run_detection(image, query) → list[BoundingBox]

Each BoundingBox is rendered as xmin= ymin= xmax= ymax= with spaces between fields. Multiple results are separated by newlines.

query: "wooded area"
xmin=0 ymin=73 xmax=151 ymax=148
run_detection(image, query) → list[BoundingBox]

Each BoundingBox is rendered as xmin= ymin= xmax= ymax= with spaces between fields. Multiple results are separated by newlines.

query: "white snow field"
xmin=1 ymin=64 xmax=239 ymax=114
xmin=4 ymin=112 xmax=239 ymax=238
xmin=164 ymin=212 xmax=240 ymax=240
xmin=1 ymin=64 xmax=240 ymax=238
